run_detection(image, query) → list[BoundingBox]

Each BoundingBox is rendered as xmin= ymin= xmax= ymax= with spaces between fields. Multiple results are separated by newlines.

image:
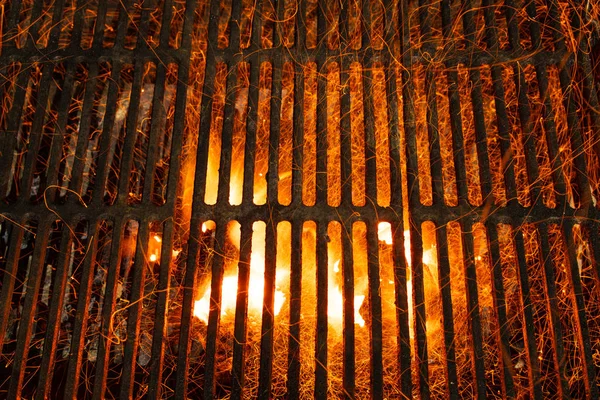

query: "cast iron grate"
xmin=1 ymin=0 xmax=600 ymax=398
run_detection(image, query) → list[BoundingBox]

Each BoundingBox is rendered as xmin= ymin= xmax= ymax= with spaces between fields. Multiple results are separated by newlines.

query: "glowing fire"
xmin=193 ymin=224 xmax=287 ymax=324
xmin=187 ymin=220 xmax=436 ymax=330
xmin=148 ymin=233 xmax=162 ymax=263
xmin=193 ymin=257 xmax=287 ymax=323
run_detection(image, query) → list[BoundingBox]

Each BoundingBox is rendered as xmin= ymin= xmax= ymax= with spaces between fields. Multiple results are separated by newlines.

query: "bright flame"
xmin=148 ymin=234 xmax=162 ymax=264
xmin=327 ymin=287 xmax=366 ymax=328
xmin=193 ymin=248 xmax=286 ymax=324
xmin=327 ymin=256 xmax=366 ymax=328
xmin=402 ymin=229 xmax=435 ymax=268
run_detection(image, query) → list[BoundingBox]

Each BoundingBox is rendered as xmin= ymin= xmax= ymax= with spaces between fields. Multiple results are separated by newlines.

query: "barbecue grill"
xmin=1 ymin=0 xmax=600 ymax=398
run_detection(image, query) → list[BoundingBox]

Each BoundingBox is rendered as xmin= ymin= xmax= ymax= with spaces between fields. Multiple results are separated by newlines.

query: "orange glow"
xmin=378 ymin=222 xmax=393 ymax=245
xmin=328 ymin=285 xmax=365 ymax=328
xmin=148 ymin=232 xmax=162 ymax=264
xmin=328 ymin=259 xmax=366 ymax=328
xmin=193 ymin=227 xmax=287 ymax=324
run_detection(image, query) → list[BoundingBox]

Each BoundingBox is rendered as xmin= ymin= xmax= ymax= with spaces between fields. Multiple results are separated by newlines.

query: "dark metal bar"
xmin=536 ymin=223 xmax=572 ymax=397
xmin=0 ymin=190 xmax=596 ymax=230
xmin=512 ymin=62 xmax=542 ymax=204
xmin=461 ymin=0 xmax=497 ymax=206
xmin=360 ymin=3 xmax=383 ymax=393
xmin=481 ymin=0 xmax=519 ymax=206
xmin=91 ymin=217 xmax=126 ymax=400
xmin=257 ymin=220 xmax=277 ymax=398
xmin=439 ymin=0 xmax=470 ymax=206
xmin=194 ymin=222 xmax=225 ymax=400
xmin=88 ymin=60 xmax=124 ymax=206
xmin=0 ymin=35 xmax=574 ymax=65
xmin=460 ymin=220 xmax=488 ymax=398
xmin=17 ymin=0 xmax=71 ymax=197
xmin=391 ymin=221 xmax=413 ymax=397
xmin=366 ymin=220 xmax=384 ymax=399
xmin=337 ymin=3 xmax=357 ymax=391
xmin=66 ymin=62 xmax=101 ymax=202
xmin=114 ymin=60 xmax=147 ymax=205
xmin=14 ymin=62 xmax=54 ymax=201
xmin=483 ymin=222 xmax=516 ymax=398
xmin=417 ymin=2 xmax=445 ymax=208
xmin=119 ymin=222 xmax=150 ymax=398
xmin=341 ymin=219 xmax=356 ymax=399
xmin=399 ymin=1 xmax=429 ymax=396
xmin=43 ymin=62 xmax=78 ymax=200
xmin=561 ymin=222 xmax=599 ymax=396
xmin=68 ymin=0 xmax=90 ymax=49
xmin=89 ymin=0 xmax=110 ymax=50
xmin=314 ymin=221 xmax=328 ymax=397
xmin=361 ymin=0 xmax=376 ymax=205
xmin=290 ymin=11 xmax=306 ymax=207
xmin=173 ymin=0 xmax=220 ymax=391
xmin=533 ymin=63 xmax=568 ymax=210
xmin=113 ymin=0 xmax=135 ymax=50
xmin=286 ymin=221 xmax=303 ymax=399
xmin=502 ymin=0 xmax=521 ymax=51
xmin=315 ymin=1 xmax=328 ymax=207
xmin=34 ymin=221 xmax=79 ymax=400
xmin=0 ymin=63 xmax=30 ymax=198
xmin=63 ymin=220 xmax=101 ymax=399
xmin=382 ymin=1 xmax=401 ymax=210
xmin=525 ymin=0 xmax=542 ymax=50
xmin=162 ymin=0 xmax=198 ymax=213
xmin=0 ymin=217 xmax=25 ymax=350
xmin=257 ymin=0 xmax=285 ymax=395
xmin=215 ymin=1 xmax=242 ymax=207
xmin=7 ymin=218 xmax=52 ymax=399
xmin=23 ymin=0 xmax=53 ymax=49
xmin=512 ymin=226 xmax=543 ymax=399
xmin=146 ymin=218 xmax=174 ymax=398
xmin=434 ymin=224 xmax=459 ymax=399
xmin=2 ymin=0 xmax=24 ymax=51
xmin=287 ymin=7 xmax=306 ymax=393
xmin=241 ymin=0 xmax=264 ymax=206
xmin=140 ymin=8 xmax=170 ymax=203
xmin=230 ymin=222 xmax=253 ymax=400
xmin=409 ymin=222 xmax=429 ymax=399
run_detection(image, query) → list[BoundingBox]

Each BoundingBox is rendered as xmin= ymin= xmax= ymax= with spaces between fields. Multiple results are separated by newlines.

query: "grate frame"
xmin=0 ymin=0 xmax=600 ymax=399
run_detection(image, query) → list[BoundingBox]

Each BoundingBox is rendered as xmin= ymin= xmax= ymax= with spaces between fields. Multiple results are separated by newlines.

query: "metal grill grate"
xmin=1 ymin=0 xmax=600 ymax=398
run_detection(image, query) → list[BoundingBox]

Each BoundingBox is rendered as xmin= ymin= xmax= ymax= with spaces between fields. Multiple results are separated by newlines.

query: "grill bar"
xmin=435 ymin=223 xmax=459 ymax=399
xmin=460 ymin=221 xmax=487 ymax=398
xmin=35 ymin=221 xmax=77 ymax=400
xmin=7 ymin=219 xmax=51 ymax=399
xmin=484 ymin=221 xmax=516 ymax=398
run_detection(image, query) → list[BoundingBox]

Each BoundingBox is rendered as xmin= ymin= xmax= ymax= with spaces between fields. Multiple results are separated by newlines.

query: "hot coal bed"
xmin=1 ymin=0 xmax=600 ymax=399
